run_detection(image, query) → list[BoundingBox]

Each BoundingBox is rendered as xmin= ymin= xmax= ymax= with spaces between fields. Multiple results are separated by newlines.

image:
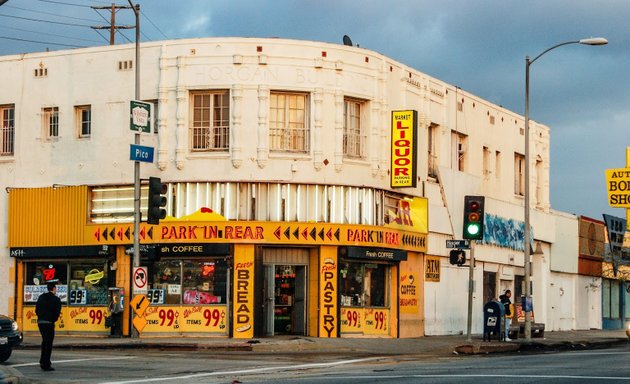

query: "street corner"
xmin=454 ymin=341 xmax=519 ymax=355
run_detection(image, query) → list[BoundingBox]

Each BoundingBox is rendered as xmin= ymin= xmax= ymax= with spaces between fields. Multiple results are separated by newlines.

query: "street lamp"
xmin=523 ymin=37 xmax=607 ymax=342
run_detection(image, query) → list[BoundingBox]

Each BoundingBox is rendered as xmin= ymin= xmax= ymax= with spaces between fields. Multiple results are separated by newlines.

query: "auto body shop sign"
xmin=606 ymin=168 xmax=630 ymax=208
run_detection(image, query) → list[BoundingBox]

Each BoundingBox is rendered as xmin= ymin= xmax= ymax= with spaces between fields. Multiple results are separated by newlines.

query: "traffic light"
xmin=463 ymin=195 xmax=485 ymax=240
xmin=147 ymin=177 xmax=167 ymax=225
xmin=449 ymin=249 xmax=466 ymax=266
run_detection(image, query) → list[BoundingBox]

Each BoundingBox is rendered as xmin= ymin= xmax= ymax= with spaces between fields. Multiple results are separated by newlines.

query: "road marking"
xmin=296 ymin=374 xmax=630 ymax=381
xmin=11 ymin=355 xmax=137 ymax=368
xmin=100 ymin=357 xmax=383 ymax=384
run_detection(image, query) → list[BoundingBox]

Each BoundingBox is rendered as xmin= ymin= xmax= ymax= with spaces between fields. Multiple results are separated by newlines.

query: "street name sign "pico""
xmin=130 ymin=144 xmax=154 ymax=163
xmin=446 ymin=239 xmax=471 ymax=249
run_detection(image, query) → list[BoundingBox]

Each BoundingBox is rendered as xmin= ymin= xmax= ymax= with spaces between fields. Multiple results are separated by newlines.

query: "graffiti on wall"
xmin=481 ymin=214 xmax=533 ymax=251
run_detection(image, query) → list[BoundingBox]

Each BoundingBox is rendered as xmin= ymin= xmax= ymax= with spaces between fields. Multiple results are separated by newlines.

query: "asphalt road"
xmin=4 ymin=344 xmax=630 ymax=383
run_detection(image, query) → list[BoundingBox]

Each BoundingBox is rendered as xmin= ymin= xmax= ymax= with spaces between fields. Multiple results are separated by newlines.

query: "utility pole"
xmin=128 ymin=0 xmax=141 ymax=339
xmin=91 ymin=4 xmax=134 ymax=45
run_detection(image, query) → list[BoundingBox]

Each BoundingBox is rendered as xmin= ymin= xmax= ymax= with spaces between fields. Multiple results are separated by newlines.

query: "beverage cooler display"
xmin=274 ymin=266 xmax=296 ymax=334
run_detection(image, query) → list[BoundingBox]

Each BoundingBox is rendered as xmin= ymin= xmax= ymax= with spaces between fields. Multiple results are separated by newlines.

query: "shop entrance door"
xmin=263 ymin=264 xmax=307 ymax=336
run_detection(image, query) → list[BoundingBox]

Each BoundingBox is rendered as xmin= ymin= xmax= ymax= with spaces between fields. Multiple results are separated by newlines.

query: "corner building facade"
xmin=2 ymin=37 xmax=564 ymax=338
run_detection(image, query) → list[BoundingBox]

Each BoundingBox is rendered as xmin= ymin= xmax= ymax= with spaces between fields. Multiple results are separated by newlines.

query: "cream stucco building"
xmin=0 ymin=37 xmax=599 ymax=337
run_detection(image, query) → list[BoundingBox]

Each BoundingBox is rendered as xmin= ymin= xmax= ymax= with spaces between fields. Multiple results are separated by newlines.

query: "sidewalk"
xmin=13 ymin=328 xmax=630 ymax=356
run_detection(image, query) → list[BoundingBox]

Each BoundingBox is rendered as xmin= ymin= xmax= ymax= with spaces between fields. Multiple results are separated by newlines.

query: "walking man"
xmin=499 ymin=289 xmax=512 ymax=341
xmin=36 ymin=280 xmax=62 ymax=371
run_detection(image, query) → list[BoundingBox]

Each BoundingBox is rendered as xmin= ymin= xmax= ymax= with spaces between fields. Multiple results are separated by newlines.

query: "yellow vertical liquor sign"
xmin=319 ymin=249 xmax=338 ymax=337
xmin=233 ymin=245 xmax=254 ymax=338
xmin=391 ymin=110 xmax=418 ymax=188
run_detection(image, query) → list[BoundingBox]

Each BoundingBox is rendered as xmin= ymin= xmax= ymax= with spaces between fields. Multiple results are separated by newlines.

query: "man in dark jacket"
xmin=35 ymin=281 xmax=62 ymax=371
xmin=499 ymin=289 xmax=512 ymax=341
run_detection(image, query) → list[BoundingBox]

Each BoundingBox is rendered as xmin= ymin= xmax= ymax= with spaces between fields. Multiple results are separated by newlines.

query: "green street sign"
xmin=130 ymin=100 xmax=152 ymax=133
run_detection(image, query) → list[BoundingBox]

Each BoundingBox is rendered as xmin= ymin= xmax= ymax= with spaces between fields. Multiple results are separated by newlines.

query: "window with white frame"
xmin=89 ymin=182 xmax=399 ymax=227
xmin=75 ymin=105 xmax=91 ymax=138
xmin=1 ymin=105 xmax=14 ymax=155
xmin=514 ymin=153 xmax=525 ymax=196
xmin=190 ymin=91 xmax=229 ymax=151
xmin=343 ymin=98 xmax=365 ymax=158
xmin=269 ymin=92 xmax=309 ymax=153
xmin=42 ymin=107 xmax=59 ymax=139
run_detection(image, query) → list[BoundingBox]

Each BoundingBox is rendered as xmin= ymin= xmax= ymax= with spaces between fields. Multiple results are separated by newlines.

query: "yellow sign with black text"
xmin=425 ymin=256 xmax=441 ymax=282
xmin=606 ymin=168 xmax=630 ymax=208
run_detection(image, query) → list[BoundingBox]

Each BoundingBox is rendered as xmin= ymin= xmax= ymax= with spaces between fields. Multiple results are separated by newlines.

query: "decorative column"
xmin=231 ymin=85 xmax=243 ymax=168
xmin=175 ymin=56 xmax=187 ymax=170
xmin=256 ymin=86 xmax=269 ymax=168
xmin=333 ymin=91 xmax=344 ymax=172
xmin=313 ymin=88 xmax=323 ymax=171
xmin=157 ymin=44 xmax=169 ymax=171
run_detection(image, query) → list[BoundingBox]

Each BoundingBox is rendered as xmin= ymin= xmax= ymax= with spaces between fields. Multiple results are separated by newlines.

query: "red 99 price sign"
xmin=340 ymin=308 xmax=363 ymax=333
xmin=364 ymin=308 xmax=389 ymax=335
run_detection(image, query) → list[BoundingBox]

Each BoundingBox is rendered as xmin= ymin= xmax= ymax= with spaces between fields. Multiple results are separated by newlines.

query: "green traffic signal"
xmin=463 ymin=195 xmax=485 ymax=240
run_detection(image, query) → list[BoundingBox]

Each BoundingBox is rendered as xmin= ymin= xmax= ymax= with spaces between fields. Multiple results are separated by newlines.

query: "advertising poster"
xmin=142 ymin=305 xmax=181 ymax=333
xmin=340 ymin=307 xmax=363 ymax=334
xmin=233 ymin=246 xmax=254 ymax=338
xmin=363 ymin=308 xmax=389 ymax=336
xmin=22 ymin=306 xmax=108 ymax=333
xmin=319 ymin=250 xmax=337 ymax=337
xmin=179 ymin=305 xmax=227 ymax=334
xmin=400 ymin=270 xmax=420 ymax=314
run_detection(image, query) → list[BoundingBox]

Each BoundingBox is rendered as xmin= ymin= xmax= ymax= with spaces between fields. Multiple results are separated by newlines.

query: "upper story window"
xmin=428 ymin=123 xmax=439 ymax=178
xmin=42 ymin=107 xmax=59 ymax=139
xmin=75 ymin=105 xmax=91 ymax=138
xmin=1 ymin=105 xmax=15 ymax=156
xmin=343 ymin=98 xmax=366 ymax=159
xmin=190 ymin=91 xmax=230 ymax=152
xmin=514 ymin=153 xmax=525 ymax=196
xmin=451 ymin=131 xmax=466 ymax=172
xmin=269 ymin=92 xmax=309 ymax=153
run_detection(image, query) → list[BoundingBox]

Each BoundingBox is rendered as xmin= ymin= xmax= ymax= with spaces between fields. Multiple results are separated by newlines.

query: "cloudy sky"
xmin=0 ymin=0 xmax=628 ymax=221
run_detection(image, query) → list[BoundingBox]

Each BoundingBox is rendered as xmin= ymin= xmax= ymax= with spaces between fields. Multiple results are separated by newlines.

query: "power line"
xmin=141 ymin=10 xmax=168 ymax=39
xmin=0 ymin=24 xmax=102 ymax=43
xmin=34 ymin=0 xmax=98 ymax=8
xmin=4 ymin=4 xmax=101 ymax=23
xmin=0 ymin=13 xmax=93 ymax=28
xmin=0 ymin=35 xmax=85 ymax=48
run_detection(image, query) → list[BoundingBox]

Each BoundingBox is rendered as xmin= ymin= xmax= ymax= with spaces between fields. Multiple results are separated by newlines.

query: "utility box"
xmin=483 ymin=300 xmax=505 ymax=341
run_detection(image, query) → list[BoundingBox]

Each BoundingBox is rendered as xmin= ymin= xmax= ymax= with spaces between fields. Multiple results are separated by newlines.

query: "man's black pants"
xmin=38 ymin=323 xmax=55 ymax=369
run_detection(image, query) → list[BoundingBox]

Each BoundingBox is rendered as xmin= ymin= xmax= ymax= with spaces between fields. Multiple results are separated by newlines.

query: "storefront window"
xmin=339 ymin=261 xmax=388 ymax=307
xmin=24 ymin=262 xmax=68 ymax=304
xmin=149 ymin=258 xmax=228 ymax=305
xmin=68 ymin=262 xmax=108 ymax=306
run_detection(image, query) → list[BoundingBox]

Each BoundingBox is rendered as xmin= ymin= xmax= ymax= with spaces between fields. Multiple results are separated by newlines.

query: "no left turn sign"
xmin=133 ymin=267 xmax=148 ymax=294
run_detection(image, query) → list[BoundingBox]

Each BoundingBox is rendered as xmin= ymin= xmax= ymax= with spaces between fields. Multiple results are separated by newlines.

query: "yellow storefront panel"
xmin=9 ymin=186 xmax=87 ymax=247
xmin=22 ymin=306 xmax=109 ymax=333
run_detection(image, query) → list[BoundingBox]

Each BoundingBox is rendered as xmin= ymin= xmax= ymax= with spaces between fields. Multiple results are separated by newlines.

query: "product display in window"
xmin=149 ymin=259 xmax=227 ymax=305
xmin=339 ymin=261 xmax=387 ymax=308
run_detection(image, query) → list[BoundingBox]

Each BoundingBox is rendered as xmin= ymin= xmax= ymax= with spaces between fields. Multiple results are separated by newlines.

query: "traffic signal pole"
xmin=466 ymin=240 xmax=475 ymax=341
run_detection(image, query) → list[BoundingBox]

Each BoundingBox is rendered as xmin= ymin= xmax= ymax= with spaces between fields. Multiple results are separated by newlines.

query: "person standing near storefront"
xmin=36 ymin=280 xmax=62 ymax=371
xmin=499 ymin=289 xmax=512 ymax=341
